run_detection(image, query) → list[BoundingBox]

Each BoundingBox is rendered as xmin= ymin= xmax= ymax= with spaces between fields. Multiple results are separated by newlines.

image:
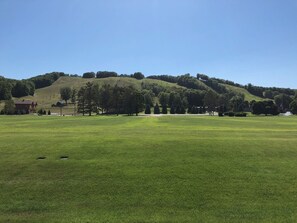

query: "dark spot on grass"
xmin=37 ymin=156 xmax=46 ymax=160
xmin=60 ymin=156 xmax=69 ymax=160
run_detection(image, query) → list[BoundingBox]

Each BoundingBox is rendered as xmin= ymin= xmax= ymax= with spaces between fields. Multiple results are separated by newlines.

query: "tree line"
xmin=60 ymin=83 xmax=144 ymax=116
xmin=1 ymin=80 xmax=296 ymax=115
xmin=0 ymin=77 xmax=35 ymax=100
xmin=82 ymin=71 xmax=145 ymax=80
xmin=0 ymin=71 xmax=146 ymax=99
xmin=58 ymin=82 xmax=297 ymax=116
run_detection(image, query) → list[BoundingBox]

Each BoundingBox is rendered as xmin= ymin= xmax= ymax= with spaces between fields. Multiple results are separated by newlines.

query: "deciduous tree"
xmin=204 ymin=90 xmax=218 ymax=115
xmin=60 ymin=87 xmax=72 ymax=105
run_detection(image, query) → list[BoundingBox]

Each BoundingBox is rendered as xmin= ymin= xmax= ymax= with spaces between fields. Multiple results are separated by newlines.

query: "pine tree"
xmin=176 ymin=105 xmax=181 ymax=114
xmin=145 ymin=104 xmax=151 ymax=114
xmin=154 ymin=103 xmax=160 ymax=114
xmin=85 ymin=82 xmax=94 ymax=116
xmin=77 ymin=87 xmax=86 ymax=116
xmin=180 ymin=106 xmax=186 ymax=114
xmin=170 ymin=105 xmax=175 ymax=114
xmin=162 ymin=105 xmax=167 ymax=114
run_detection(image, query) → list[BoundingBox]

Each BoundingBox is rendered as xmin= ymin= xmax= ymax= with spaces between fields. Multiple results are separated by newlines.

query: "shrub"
xmin=199 ymin=107 xmax=206 ymax=114
xmin=145 ymin=104 xmax=151 ymax=114
xmin=4 ymin=100 xmax=15 ymax=115
xmin=38 ymin=109 xmax=44 ymax=115
xmin=154 ymin=103 xmax=160 ymax=114
xmin=190 ymin=106 xmax=199 ymax=114
xmin=48 ymin=110 xmax=51 ymax=115
xmin=228 ymin=112 xmax=235 ymax=117
xmin=235 ymin=112 xmax=247 ymax=117
xmin=218 ymin=112 xmax=224 ymax=117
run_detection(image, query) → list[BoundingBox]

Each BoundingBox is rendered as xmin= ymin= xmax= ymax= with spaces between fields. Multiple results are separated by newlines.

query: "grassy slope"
xmin=20 ymin=77 xmax=186 ymax=109
xmin=1 ymin=115 xmax=297 ymax=222
xmin=221 ymin=83 xmax=264 ymax=101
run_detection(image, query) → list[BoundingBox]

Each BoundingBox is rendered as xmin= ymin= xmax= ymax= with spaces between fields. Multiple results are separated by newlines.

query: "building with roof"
xmin=15 ymin=100 xmax=37 ymax=114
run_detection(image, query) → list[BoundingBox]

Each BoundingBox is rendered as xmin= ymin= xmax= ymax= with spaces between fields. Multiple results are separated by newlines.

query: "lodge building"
xmin=14 ymin=100 xmax=37 ymax=114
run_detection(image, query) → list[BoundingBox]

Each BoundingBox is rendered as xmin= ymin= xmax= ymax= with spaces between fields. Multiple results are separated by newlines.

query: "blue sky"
xmin=0 ymin=0 xmax=297 ymax=88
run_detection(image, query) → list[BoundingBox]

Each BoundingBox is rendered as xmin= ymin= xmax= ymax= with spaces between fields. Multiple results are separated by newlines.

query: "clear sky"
xmin=0 ymin=0 xmax=297 ymax=88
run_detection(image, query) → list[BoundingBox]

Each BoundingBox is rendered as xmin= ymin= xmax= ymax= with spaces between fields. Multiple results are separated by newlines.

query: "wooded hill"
xmin=0 ymin=72 xmax=296 ymax=115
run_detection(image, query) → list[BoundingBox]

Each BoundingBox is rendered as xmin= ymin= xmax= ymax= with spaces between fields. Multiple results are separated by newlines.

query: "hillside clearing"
xmin=221 ymin=83 xmax=264 ymax=101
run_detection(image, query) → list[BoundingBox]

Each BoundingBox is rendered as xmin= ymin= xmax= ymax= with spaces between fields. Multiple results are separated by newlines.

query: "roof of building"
xmin=15 ymin=101 xmax=34 ymax=105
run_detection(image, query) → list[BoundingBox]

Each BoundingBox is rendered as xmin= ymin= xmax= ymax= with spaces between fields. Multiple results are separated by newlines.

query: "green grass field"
xmin=1 ymin=115 xmax=297 ymax=222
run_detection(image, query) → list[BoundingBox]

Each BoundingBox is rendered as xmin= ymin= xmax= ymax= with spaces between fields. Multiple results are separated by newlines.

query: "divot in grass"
xmin=37 ymin=156 xmax=46 ymax=160
xmin=60 ymin=156 xmax=69 ymax=160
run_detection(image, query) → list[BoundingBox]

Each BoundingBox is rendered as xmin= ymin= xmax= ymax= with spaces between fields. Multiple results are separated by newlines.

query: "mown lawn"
xmin=0 ymin=115 xmax=297 ymax=223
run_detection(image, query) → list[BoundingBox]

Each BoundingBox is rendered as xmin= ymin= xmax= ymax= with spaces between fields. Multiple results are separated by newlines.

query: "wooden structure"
xmin=15 ymin=100 xmax=37 ymax=114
